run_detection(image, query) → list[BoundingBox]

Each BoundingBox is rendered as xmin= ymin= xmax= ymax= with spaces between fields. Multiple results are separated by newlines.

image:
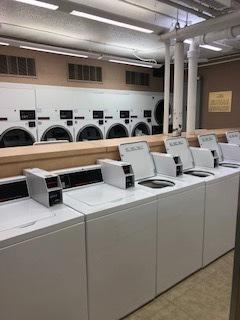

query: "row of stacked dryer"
xmin=0 ymin=84 xmax=170 ymax=147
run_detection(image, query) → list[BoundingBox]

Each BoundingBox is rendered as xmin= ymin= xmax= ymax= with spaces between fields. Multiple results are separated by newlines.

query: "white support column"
xmin=173 ymin=41 xmax=184 ymax=131
xmin=163 ymin=41 xmax=171 ymax=135
xmin=186 ymin=40 xmax=199 ymax=134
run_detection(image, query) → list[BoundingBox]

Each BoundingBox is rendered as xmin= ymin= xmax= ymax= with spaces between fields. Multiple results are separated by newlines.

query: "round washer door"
xmin=154 ymin=99 xmax=164 ymax=126
xmin=0 ymin=128 xmax=35 ymax=148
xmin=41 ymin=126 xmax=73 ymax=142
xmin=77 ymin=125 xmax=103 ymax=141
xmin=106 ymin=124 xmax=129 ymax=139
xmin=132 ymin=122 xmax=150 ymax=136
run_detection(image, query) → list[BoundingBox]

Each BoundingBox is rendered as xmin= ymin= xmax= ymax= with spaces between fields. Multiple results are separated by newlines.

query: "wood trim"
xmin=0 ymin=128 xmax=233 ymax=179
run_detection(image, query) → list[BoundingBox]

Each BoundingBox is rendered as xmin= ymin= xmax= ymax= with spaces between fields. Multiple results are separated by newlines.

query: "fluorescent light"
xmin=20 ymin=46 xmax=88 ymax=58
xmin=70 ymin=10 xmax=153 ymax=34
xmin=184 ymin=40 xmax=222 ymax=51
xmin=200 ymin=44 xmax=222 ymax=51
xmin=15 ymin=0 xmax=58 ymax=10
xmin=0 ymin=42 xmax=10 ymax=46
xmin=184 ymin=39 xmax=192 ymax=45
xmin=109 ymin=59 xmax=153 ymax=68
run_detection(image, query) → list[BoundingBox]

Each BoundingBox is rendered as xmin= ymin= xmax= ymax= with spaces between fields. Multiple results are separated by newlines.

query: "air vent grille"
xmin=68 ymin=63 xmax=102 ymax=82
xmin=0 ymin=55 xmax=36 ymax=76
xmin=126 ymin=71 xmax=149 ymax=86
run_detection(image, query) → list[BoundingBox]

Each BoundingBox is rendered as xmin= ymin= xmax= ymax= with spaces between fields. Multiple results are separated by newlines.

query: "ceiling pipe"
xmin=118 ymin=0 xmax=187 ymax=23
xmin=156 ymin=0 xmax=211 ymax=19
xmin=159 ymin=9 xmax=240 ymax=41
xmin=175 ymin=0 xmax=221 ymax=16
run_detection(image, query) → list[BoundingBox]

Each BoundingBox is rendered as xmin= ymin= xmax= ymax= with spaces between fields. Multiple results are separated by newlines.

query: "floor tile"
xmin=123 ymin=251 xmax=234 ymax=320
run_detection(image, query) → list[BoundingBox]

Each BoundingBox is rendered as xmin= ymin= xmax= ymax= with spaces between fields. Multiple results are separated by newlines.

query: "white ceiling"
xmin=0 ymin=0 xmax=240 ymax=62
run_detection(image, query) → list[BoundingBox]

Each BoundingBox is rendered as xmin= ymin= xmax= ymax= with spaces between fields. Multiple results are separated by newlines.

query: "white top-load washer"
xmin=226 ymin=131 xmax=240 ymax=145
xmin=0 ymin=173 xmax=88 ymax=320
xmin=0 ymin=86 xmax=37 ymax=147
xmin=118 ymin=141 xmax=205 ymax=295
xmin=164 ymin=137 xmax=240 ymax=266
xmin=53 ymin=164 xmax=157 ymax=320
xmin=198 ymin=133 xmax=240 ymax=168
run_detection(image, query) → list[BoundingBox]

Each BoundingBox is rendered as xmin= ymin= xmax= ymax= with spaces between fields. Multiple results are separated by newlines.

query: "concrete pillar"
xmin=186 ymin=40 xmax=199 ymax=134
xmin=173 ymin=41 xmax=184 ymax=131
xmin=163 ymin=41 xmax=171 ymax=135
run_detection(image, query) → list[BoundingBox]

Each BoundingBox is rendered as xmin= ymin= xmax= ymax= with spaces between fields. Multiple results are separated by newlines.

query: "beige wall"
xmin=199 ymin=60 xmax=240 ymax=129
xmin=0 ymin=46 xmax=163 ymax=92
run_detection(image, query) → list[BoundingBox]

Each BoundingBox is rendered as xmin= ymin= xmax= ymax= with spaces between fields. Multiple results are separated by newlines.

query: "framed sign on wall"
xmin=208 ymin=91 xmax=232 ymax=112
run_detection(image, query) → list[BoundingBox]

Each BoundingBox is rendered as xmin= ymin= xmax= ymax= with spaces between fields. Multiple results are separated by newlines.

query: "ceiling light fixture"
xmin=199 ymin=44 xmax=222 ymax=51
xmin=184 ymin=39 xmax=192 ymax=45
xmin=70 ymin=10 xmax=154 ymax=34
xmin=15 ymin=0 xmax=59 ymax=10
xmin=109 ymin=59 xmax=154 ymax=68
xmin=0 ymin=42 xmax=10 ymax=46
xmin=184 ymin=39 xmax=222 ymax=51
xmin=20 ymin=45 xmax=88 ymax=58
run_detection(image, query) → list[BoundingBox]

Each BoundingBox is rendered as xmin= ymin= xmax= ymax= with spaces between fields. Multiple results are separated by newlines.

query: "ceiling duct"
xmin=159 ymin=9 xmax=240 ymax=41
xmin=200 ymin=0 xmax=232 ymax=10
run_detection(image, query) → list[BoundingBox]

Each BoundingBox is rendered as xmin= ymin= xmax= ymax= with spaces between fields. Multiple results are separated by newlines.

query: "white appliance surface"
xmin=0 ymin=199 xmax=83 ymax=248
xmin=61 ymin=178 xmax=157 ymax=320
xmin=165 ymin=137 xmax=240 ymax=266
xmin=63 ymin=183 xmax=156 ymax=220
xmin=226 ymin=131 xmax=240 ymax=145
xmin=118 ymin=141 xmax=205 ymax=295
xmin=0 ymin=177 xmax=88 ymax=320
xmin=198 ymin=133 xmax=240 ymax=168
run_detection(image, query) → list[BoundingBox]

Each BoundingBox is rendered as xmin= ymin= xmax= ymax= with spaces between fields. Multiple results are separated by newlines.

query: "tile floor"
xmin=125 ymin=251 xmax=234 ymax=320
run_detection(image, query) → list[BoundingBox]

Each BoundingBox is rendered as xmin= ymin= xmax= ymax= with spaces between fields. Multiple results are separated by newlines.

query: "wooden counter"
xmin=0 ymin=128 xmax=236 ymax=178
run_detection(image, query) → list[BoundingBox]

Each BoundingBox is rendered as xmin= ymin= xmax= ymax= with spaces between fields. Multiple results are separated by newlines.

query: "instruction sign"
xmin=208 ymin=91 xmax=232 ymax=112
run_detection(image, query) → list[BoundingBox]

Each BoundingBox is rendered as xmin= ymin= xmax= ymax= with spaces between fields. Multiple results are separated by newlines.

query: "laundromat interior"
xmin=1 ymin=1 xmax=240 ymax=320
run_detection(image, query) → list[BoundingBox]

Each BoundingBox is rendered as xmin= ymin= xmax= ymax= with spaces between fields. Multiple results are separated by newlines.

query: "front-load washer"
xmin=75 ymin=109 xmax=104 ymax=141
xmin=53 ymin=164 xmax=157 ymax=320
xmin=164 ymin=137 xmax=240 ymax=266
xmin=0 ymin=86 xmax=37 ymax=147
xmin=226 ymin=131 xmax=240 ymax=145
xmin=0 ymin=174 xmax=88 ymax=320
xmin=105 ymin=110 xmax=130 ymax=139
xmin=118 ymin=141 xmax=205 ymax=295
xmin=198 ymin=133 xmax=240 ymax=168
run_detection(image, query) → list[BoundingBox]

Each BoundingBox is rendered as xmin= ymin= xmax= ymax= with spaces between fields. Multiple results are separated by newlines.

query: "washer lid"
xmin=198 ymin=134 xmax=223 ymax=162
xmin=165 ymin=137 xmax=194 ymax=171
xmin=119 ymin=141 xmax=155 ymax=180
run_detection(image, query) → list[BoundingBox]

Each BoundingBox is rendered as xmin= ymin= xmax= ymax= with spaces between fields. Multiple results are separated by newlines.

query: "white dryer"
xmin=53 ymin=165 xmax=157 ymax=320
xmin=164 ymin=137 xmax=240 ymax=266
xmin=0 ymin=86 xmax=37 ymax=147
xmin=36 ymin=87 xmax=75 ymax=142
xmin=37 ymin=107 xmax=74 ymax=142
xmin=226 ymin=131 xmax=240 ymax=145
xmin=0 ymin=174 xmax=88 ymax=320
xmin=152 ymin=94 xmax=173 ymax=134
xmin=130 ymin=109 xmax=152 ymax=136
xmin=74 ymin=109 xmax=105 ymax=141
xmin=119 ymin=141 xmax=205 ymax=295
xmin=105 ymin=110 xmax=130 ymax=139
